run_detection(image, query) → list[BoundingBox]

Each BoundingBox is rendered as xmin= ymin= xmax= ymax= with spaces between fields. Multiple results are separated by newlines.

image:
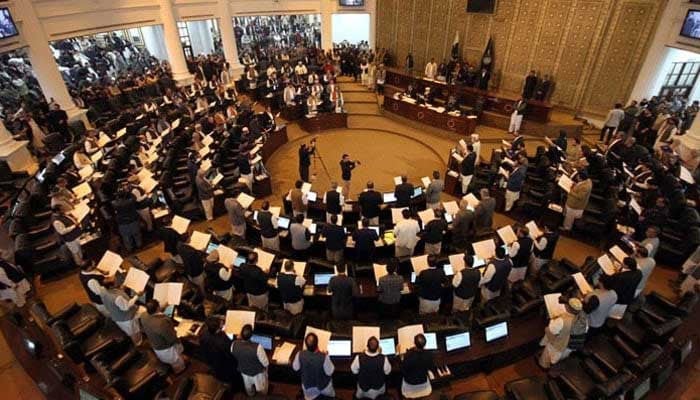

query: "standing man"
xmin=505 ymin=158 xmax=528 ymax=212
xmin=323 ymin=182 xmax=344 ymax=223
xmin=257 ymin=201 xmax=280 ymax=252
xmin=140 ymin=299 xmax=186 ymax=373
xmin=394 ymin=209 xmax=421 ymax=258
xmin=377 ymin=260 xmax=403 ymax=318
xmin=414 ymin=255 xmax=446 ymax=314
xmin=353 ymin=219 xmax=381 ymax=265
xmin=474 ymin=188 xmax=496 ymax=230
xmin=522 ymin=70 xmax=539 ymax=99
xmin=479 ymin=246 xmax=512 ymax=302
xmin=424 ymin=171 xmax=444 ymax=210
xmin=289 ymin=180 xmax=308 ymax=218
xmin=277 ymin=260 xmax=305 ymax=315
xmin=112 ymin=184 xmax=143 ymax=253
xmin=460 ymin=145 xmax=477 ymax=195
xmin=358 ymin=182 xmax=382 ymax=225
xmin=452 ymin=255 xmax=481 ymax=311
xmin=240 ymin=252 xmax=269 ymax=310
xmin=600 ymin=103 xmax=625 ymax=144
xmin=321 ymin=215 xmax=346 ymax=264
xmin=400 ymin=334 xmax=435 ymax=399
xmin=394 ymin=176 xmax=415 ymax=209
xmin=231 ymin=324 xmax=269 ymax=396
xmin=196 ymin=168 xmax=215 ymax=221
xmin=299 ymin=140 xmax=316 ymax=182
xmin=509 ymin=98 xmax=527 ymax=135
xmin=225 ymin=192 xmax=247 ymax=239
xmin=351 ymin=336 xmax=391 ymax=399
xmin=562 ymin=171 xmax=592 ymax=231
xmin=340 ymin=154 xmax=360 ymax=198
xmin=293 ymin=333 xmax=335 ymax=399
xmin=424 ymin=58 xmax=438 ymax=80
xmin=98 ymin=284 xmax=142 ymax=344
xmin=422 ymin=209 xmax=447 ymax=256
xmin=0 ymin=257 xmax=31 ymax=308
xmin=328 ymin=263 xmax=358 ymax=319
xmin=531 ymin=223 xmax=559 ymax=273
xmin=51 ymin=205 xmax=84 ymax=266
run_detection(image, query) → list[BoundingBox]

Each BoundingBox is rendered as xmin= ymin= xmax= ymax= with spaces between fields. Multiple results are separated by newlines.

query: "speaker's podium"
xmin=444 ymin=170 xmax=461 ymax=197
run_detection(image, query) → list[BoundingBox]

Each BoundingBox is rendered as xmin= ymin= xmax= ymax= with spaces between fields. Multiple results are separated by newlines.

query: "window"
xmin=660 ymin=61 xmax=700 ymax=98
xmin=177 ymin=21 xmax=193 ymax=58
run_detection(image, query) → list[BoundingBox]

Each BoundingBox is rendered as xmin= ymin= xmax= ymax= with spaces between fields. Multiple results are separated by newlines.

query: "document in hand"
xmin=78 ymin=165 xmax=94 ymax=180
xmin=237 ymin=192 xmax=255 ymax=209
xmin=391 ymin=208 xmax=408 ymax=224
xmin=70 ymin=200 xmax=91 ymax=223
xmin=497 ymin=225 xmax=517 ymax=245
xmin=139 ymin=176 xmax=159 ymax=194
xmin=170 ymin=215 xmax=191 ymax=235
xmin=597 ymin=254 xmax=616 ymax=275
xmin=525 ymin=221 xmax=543 ymax=239
xmin=680 ymin=166 xmax=695 ymax=184
xmin=198 ymin=146 xmax=210 ymax=158
xmin=273 ymin=342 xmax=297 ymax=364
xmin=558 ymin=175 xmax=573 ymax=193
xmin=472 ymin=239 xmax=496 ymax=260
xmin=137 ymin=168 xmax=153 ymax=181
xmin=283 ymin=259 xmax=307 ymax=277
xmin=411 ymin=255 xmax=430 ymax=275
xmin=393 ymin=176 xmax=402 ymax=186
xmin=72 ymin=182 xmax=92 ymax=198
xmin=352 ymin=326 xmax=381 ymax=353
xmin=96 ymin=250 xmax=123 ymax=276
xmin=463 ymin=193 xmax=480 ymax=209
xmin=90 ymin=150 xmax=103 ymax=164
xmin=97 ymin=132 xmax=111 ymax=147
xmin=572 ymin=273 xmax=593 ymax=295
xmin=202 ymin=135 xmax=214 ymax=147
xmin=153 ymin=282 xmax=184 ymax=306
xmin=255 ymin=248 xmax=276 ymax=273
xmin=116 ymin=128 xmax=127 ymax=138
xmin=448 ymin=254 xmax=466 ymax=273
xmin=373 ymin=264 xmax=388 ymax=285
xmin=609 ymin=245 xmax=628 ymax=264
xmin=217 ymin=245 xmax=238 ymax=268
xmin=189 ymin=231 xmax=211 ymax=252
xmin=421 ymin=176 xmax=431 ymax=188
xmin=200 ymin=159 xmax=212 ymax=172
xmin=224 ymin=310 xmax=256 ymax=336
xmin=418 ymin=209 xmax=435 ymax=224
xmin=629 ymin=198 xmax=642 ymax=214
xmin=301 ymin=182 xmax=312 ymax=193
xmin=442 ymin=201 xmax=460 ymax=216
xmin=398 ymin=324 xmax=425 ymax=354
xmin=172 ymin=119 xmax=181 ymax=129
xmin=544 ymin=293 xmax=568 ymax=319
xmin=124 ymin=267 xmax=150 ymax=293
xmin=305 ymin=326 xmax=332 ymax=352
xmin=498 ymin=167 xmax=509 ymax=178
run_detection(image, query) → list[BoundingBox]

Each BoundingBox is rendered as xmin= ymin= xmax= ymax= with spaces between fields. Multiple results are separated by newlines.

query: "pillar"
xmin=142 ymin=25 xmax=169 ymax=61
xmin=14 ymin=0 xmax=89 ymax=126
xmin=187 ymin=20 xmax=214 ymax=56
xmin=678 ymin=118 xmax=700 ymax=171
xmin=217 ymin=0 xmax=244 ymax=79
xmin=158 ymin=0 xmax=194 ymax=86
xmin=320 ymin=2 xmax=334 ymax=52
xmin=0 ymin=121 xmax=38 ymax=174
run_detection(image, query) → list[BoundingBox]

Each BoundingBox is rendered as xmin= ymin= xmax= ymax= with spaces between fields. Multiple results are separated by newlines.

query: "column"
xmin=320 ymin=1 xmax=334 ymax=52
xmin=14 ymin=0 xmax=88 ymax=126
xmin=158 ymin=0 xmax=194 ymax=86
xmin=0 ymin=120 xmax=38 ymax=174
xmin=142 ymin=25 xmax=169 ymax=61
xmin=678 ymin=118 xmax=700 ymax=170
xmin=188 ymin=20 xmax=214 ymax=56
xmin=217 ymin=0 xmax=244 ymax=79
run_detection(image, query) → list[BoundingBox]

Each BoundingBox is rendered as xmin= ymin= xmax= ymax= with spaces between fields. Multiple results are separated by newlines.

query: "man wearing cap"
xmin=351 ymin=336 xmax=391 ymax=399
xmin=538 ymin=297 xmax=588 ymax=368
xmin=562 ymin=171 xmax=592 ymax=231
xmin=204 ymin=250 xmax=234 ymax=301
xmin=293 ymin=332 xmax=335 ymax=399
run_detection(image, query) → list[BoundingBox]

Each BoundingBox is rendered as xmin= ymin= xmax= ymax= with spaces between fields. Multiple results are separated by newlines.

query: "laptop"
xmin=485 ymin=322 xmax=509 ymax=342
xmin=412 ymin=187 xmax=423 ymax=199
xmin=380 ymin=337 xmax=396 ymax=356
xmin=328 ymin=340 xmax=352 ymax=357
xmin=251 ymin=334 xmax=274 ymax=351
xmin=443 ymin=264 xmax=454 ymax=276
xmin=309 ymin=223 xmax=317 ymax=235
xmin=445 ymin=213 xmax=453 ymax=224
xmin=307 ymin=191 xmax=318 ymax=202
xmin=163 ymin=305 xmax=175 ymax=318
xmin=444 ymin=332 xmax=471 ymax=352
xmin=206 ymin=242 xmax=219 ymax=254
xmin=424 ymin=332 xmax=438 ymax=350
xmin=314 ymin=273 xmax=334 ymax=286
xmin=278 ymin=216 xmax=291 ymax=229
xmin=382 ymin=192 xmax=397 ymax=203
xmin=233 ymin=255 xmax=246 ymax=267
xmin=369 ymin=226 xmax=380 ymax=236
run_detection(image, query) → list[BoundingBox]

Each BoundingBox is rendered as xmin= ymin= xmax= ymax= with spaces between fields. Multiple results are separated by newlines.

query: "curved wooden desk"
xmin=383 ymin=96 xmax=477 ymax=136
xmin=299 ymin=113 xmax=349 ymax=134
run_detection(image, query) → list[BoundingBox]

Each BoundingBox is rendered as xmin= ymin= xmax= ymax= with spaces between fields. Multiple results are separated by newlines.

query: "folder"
xmin=418 ymin=209 xmax=435 ymax=224
xmin=123 ymin=267 xmax=150 ymax=293
xmin=217 ymin=245 xmax=238 ymax=268
xmin=78 ymin=165 xmax=94 ymax=180
xmin=373 ymin=264 xmax=387 ymax=285
xmin=139 ymin=176 xmax=159 ymax=194
xmin=558 ymin=175 xmax=573 ymax=193
xmin=211 ymin=173 xmax=224 ymax=187
xmin=170 ymin=215 xmax=190 ymax=235
xmin=237 ymin=192 xmax=255 ymax=209
xmin=198 ymin=146 xmax=210 ymax=158
xmin=70 ymin=201 xmax=91 ymax=223
xmin=497 ymin=225 xmax=517 ymax=245
xmin=544 ymin=293 xmax=567 ymax=319
xmin=572 ymin=273 xmax=593 ymax=295
xmin=153 ymin=282 xmax=184 ymax=306
xmin=397 ymin=324 xmax=424 ymax=354
xmin=72 ymin=182 xmax=92 ymax=199
xmin=442 ymin=201 xmax=460 ymax=216
xmin=391 ymin=207 xmax=408 ymax=224
xmin=224 ymin=310 xmax=256 ymax=336
xmin=189 ymin=231 xmax=211 ymax=252
xmin=525 ymin=221 xmax=543 ymax=239
xmin=255 ymin=248 xmax=275 ymax=273
xmin=352 ymin=326 xmax=381 ymax=353
xmin=411 ymin=255 xmax=430 ymax=275
xmin=137 ymin=168 xmax=153 ymax=181
xmin=448 ymin=254 xmax=466 ymax=273
xmin=597 ymin=254 xmax=616 ymax=275
xmin=273 ymin=342 xmax=297 ymax=364
xmin=609 ymin=245 xmax=628 ymax=264
xmin=201 ymin=159 xmax=212 ymax=172
xmin=472 ymin=239 xmax=496 ymax=260
xmin=421 ymin=176 xmax=431 ymax=188
xmin=304 ymin=326 xmax=331 ymax=352
xmin=96 ymin=250 xmax=123 ymax=276
xmin=463 ymin=193 xmax=480 ymax=209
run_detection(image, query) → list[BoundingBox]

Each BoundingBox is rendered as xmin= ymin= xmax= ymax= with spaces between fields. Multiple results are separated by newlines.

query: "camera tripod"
xmin=310 ymin=138 xmax=332 ymax=183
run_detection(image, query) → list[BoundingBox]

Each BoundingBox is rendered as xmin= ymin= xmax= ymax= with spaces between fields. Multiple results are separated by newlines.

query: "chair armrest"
xmin=612 ymin=335 xmax=639 ymax=359
xmin=630 ymin=344 xmax=662 ymax=373
xmin=110 ymin=347 xmax=139 ymax=374
xmin=583 ymin=357 xmax=608 ymax=383
xmin=545 ymin=379 xmax=566 ymax=400
xmin=594 ymin=370 xmax=634 ymax=398
xmin=49 ymin=303 xmax=80 ymax=325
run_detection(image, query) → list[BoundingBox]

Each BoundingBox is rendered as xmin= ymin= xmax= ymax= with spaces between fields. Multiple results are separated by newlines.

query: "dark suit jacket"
xmin=395 ymin=183 xmax=414 ymax=207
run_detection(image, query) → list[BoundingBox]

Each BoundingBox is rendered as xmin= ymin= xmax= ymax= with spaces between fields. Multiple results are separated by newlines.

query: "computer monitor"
xmin=52 ymin=152 xmax=66 ymax=165
xmin=314 ymin=273 xmax=334 ymax=286
xmin=309 ymin=223 xmax=317 ymax=235
xmin=485 ymin=322 xmax=509 ymax=342
xmin=445 ymin=332 xmax=471 ymax=352
xmin=445 ymin=213 xmax=453 ymax=224
xmin=253 ymin=211 xmax=259 ymax=221
xmin=369 ymin=226 xmax=380 ymax=236
xmin=328 ymin=340 xmax=352 ymax=357
xmin=278 ymin=217 xmax=291 ymax=229
xmin=443 ymin=264 xmax=454 ymax=276
xmin=410 ymin=272 xmax=416 ymax=283
xmin=424 ymin=332 xmax=438 ymax=350
xmin=379 ymin=337 xmax=396 ymax=356
xmin=163 ymin=305 xmax=175 ymax=318
xmin=233 ymin=255 xmax=246 ymax=267
xmin=206 ymin=243 xmax=219 ymax=254
xmin=473 ymin=257 xmax=486 ymax=268
xmin=412 ymin=187 xmax=423 ymax=198
xmin=251 ymin=334 xmax=274 ymax=350
xmin=307 ymin=191 xmax=318 ymax=202
xmin=383 ymin=192 xmax=397 ymax=203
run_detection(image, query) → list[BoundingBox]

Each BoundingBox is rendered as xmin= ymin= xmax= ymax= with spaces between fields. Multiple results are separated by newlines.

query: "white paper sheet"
xmin=255 ymin=248 xmax=275 ymax=273
xmin=304 ymin=326 xmax=332 ymax=352
xmin=373 ymin=264 xmax=387 ymax=285
xmin=237 ymin=192 xmax=255 ymax=209
xmin=418 ymin=209 xmax=435 ymax=224
xmin=544 ymin=293 xmax=568 ymax=319
xmin=572 ymin=273 xmax=593 ymax=295
xmin=273 ymin=342 xmax=297 ymax=364
xmin=352 ymin=326 xmax=381 ymax=353
xmin=123 ymin=267 xmax=149 ymax=293
xmin=224 ymin=310 xmax=256 ymax=336
xmin=153 ymin=282 xmax=184 ymax=306
xmin=96 ymin=250 xmax=123 ymax=276
xmin=170 ymin=215 xmax=191 ymax=235
xmin=411 ymin=255 xmax=430 ymax=275
xmin=397 ymin=324 xmax=424 ymax=354
xmin=597 ymin=254 xmax=617 ymax=275
xmin=72 ymin=182 xmax=92 ymax=198
xmin=609 ymin=245 xmax=628 ymax=264
xmin=217 ymin=245 xmax=238 ymax=268
xmin=472 ymin=239 xmax=496 ymax=260
xmin=391 ymin=207 xmax=408 ymax=224
xmin=525 ymin=221 xmax=543 ymax=239
xmin=497 ymin=225 xmax=517 ymax=245
xmin=448 ymin=254 xmax=466 ymax=273
xmin=421 ymin=176 xmax=431 ymax=188
xmin=463 ymin=193 xmax=480 ymax=209
xmin=189 ymin=231 xmax=211 ymax=252
xmin=558 ymin=175 xmax=573 ymax=193
xmin=442 ymin=201 xmax=460 ymax=216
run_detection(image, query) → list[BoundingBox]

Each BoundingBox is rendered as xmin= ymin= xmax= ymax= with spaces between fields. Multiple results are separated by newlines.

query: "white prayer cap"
xmin=549 ymin=317 xmax=564 ymax=335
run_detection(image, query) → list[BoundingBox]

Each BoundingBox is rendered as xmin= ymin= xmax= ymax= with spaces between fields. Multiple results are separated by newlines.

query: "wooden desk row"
xmin=385 ymin=68 xmax=552 ymax=123
xmin=383 ymin=96 xmax=477 ymax=136
xmin=299 ymin=112 xmax=348 ymax=133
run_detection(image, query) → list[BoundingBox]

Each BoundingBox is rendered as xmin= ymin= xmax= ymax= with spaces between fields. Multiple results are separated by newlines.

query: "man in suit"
xmin=239 ymin=252 xmax=269 ymax=310
xmin=583 ymin=280 xmax=618 ymax=335
xmin=479 ymin=246 xmax=512 ymax=302
xmin=323 ymin=182 xmax=344 ymax=223
xmin=505 ymin=158 xmax=528 ymax=212
xmin=351 ymin=336 xmax=391 ymax=399
xmin=522 ymin=70 xmax=539 ymax=99
xmin=394 ymin=175 xmax=414 ymax=208
xmin=231 ymin=324 xmax=269 ymax=396
xmin=477 ymin=68 xmax=490 ymax=91
xmin=199 ymin=317 xmax=237 ymax=383
xmin=196 ymin=168 xmax=215 ymax=221
xmin=358 ymin=181 xmax=382 ymax=225
xmin=425 ymin=171 xmax=444 ymax=210
xmin=460 ymin=145 xmax=477 ymax=195
xmin=600 ymin=257 xmax=642 ymax=305
xmin=353 ymin=219 xmax=380 ymax=264
xmin=415 ymin=255 xmax=446 ymax=314
xmin=140 ymin=299 xmax=186 ymax=373
xmin=322 ymin=215 xmax=347 ymax=264
xmin=452 ymin=255 xmax=481 ymax=311
xmin=340 ymin=154 xmax=360 ymax=198
xmin=400 ymin=334 xmax=435 ymax=399
xmin=509 ymin=97 xmax=527 ymax=135
xmin=298 ymin=141 xmax=315 ymax=182
xmin=422 ymin=209 xmax=447 ymax=255
xmin=52 ymin=205 xmax=85 ymax=266
xmin=328 ymin=263 xmax=358 ymax=319
xmin=451 ymin=199 xmax=475 ymax=251
xmin=534 ymin=74 xmax=552 ymax=101
xmin=178 ymin=239 xmax=206 ymax=293
xmin=112 ymin=184 xmax=143 ymax=253
xmin=277 ymin=260 xmax=306 ymax=315
xmin=474 ymin=188 xmax=496 ymax=230
xmin=562 ymin=171 xmax=592 ymax=231
xmin=293 ymin=333 xmax=335 ymax=399
xmin=257 ymin=201 xmax=280 ymax=251
xmin=98 ymin=283 xmax=142 ymax=344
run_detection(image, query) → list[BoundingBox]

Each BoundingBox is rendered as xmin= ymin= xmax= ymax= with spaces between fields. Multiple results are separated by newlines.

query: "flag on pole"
xmin=451 ymin=31 xmax=460 ymax=60
xmin=480 ymin=37 xmax=494 ymax=72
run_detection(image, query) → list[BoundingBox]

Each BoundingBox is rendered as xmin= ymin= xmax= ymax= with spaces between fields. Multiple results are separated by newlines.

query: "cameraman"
xmin=298 ymin=139 xmax=316 ymax=182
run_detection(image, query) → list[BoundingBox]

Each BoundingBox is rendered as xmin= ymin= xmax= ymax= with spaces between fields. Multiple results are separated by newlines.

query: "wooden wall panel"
xmin=412 ymin=0 xmax=432 ymax=68
xmin=394 ymin=0 xmax=414 ymax=67
xmin=427 ymin=0 xmax=450 ymax=63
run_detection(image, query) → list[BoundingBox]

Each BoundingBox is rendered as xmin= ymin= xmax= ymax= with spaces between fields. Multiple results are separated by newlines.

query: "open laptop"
xmin=382 ymin=192 xmax=397 ymax=203
xmin=485 ymin=322 xmax=509 ymax=343
xmin=444 ymin=332 xmax=471 ymax=352
xmin=368 ymin=226 xmax=380 ymax=236
xmin=328 ymin=339 xmax=352 ymax=357
xmin=278 ymin=216 xmax=291 ymax=229
xmin=424 ymin=332 xmax=438 ymax=350
xmin=233 ymin=255 xmax=246 ymax=267
xmin=314 ymin=273 xmax=334 ymax=286
xmin=307 ymin=191 xmax=318 ymax=202
xmin=412 ymin=187 xmax=423 ymax=199
xmin=251 ymin=333 xmax=274 ymax=351
xmin=380 ymin=337 xmax=396 ymax=356
xmin=443 ymin=264 xmax=454 ymax=276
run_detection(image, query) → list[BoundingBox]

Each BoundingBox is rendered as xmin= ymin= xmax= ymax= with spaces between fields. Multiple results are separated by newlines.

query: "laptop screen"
xmin=233 ymin=255 xmax=246 ymax=267
xmin=445 ymin=213 xmax=453 ymax=224
xmin=412 ymin=187 xmax=423 ymax=198
xmin=206 ymin=243 xmax=219 ymax=254
xmin=278 ymin=217 xmax=291 ymax=229
xmin=314 ymin=273 xmax=334 ymax=285
xmin=383 ymin=192 xmax=397 ymax=203
xmin=445 ymin=332 xmax=471 ymax=352
xmin=485 ymin=322 xmax=508 ymax=342
xmin=369 ymin=226 xmax=380 ymax=236
xmin=443 ymin=264 xmax=454 ymax=276
xmin=328 ymin=340 xmax=351 ymax=357
xmin=309 ymin=223 xmax=317 ymax=235
xmin=307 ymin=191 xmax=318 ymax=202
xmin=424 ymin=332 xmax=438 ymax=350
xmin=251 ymin=334 xmax=273 ymax=350
xmin=410 ymin=272 xmax=416 ymax=283
xmin=379 ymin=337 xmax=396 ymax=356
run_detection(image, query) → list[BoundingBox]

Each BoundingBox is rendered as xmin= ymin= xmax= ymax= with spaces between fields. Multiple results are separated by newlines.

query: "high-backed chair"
xmin=504 ymin=376 xmax=565 ymax=400
xmin=172 ymin=373 xmax=230 ymax=400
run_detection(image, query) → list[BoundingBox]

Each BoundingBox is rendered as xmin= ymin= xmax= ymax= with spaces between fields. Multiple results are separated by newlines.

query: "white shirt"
xmin=424 ymin=62 xmax=437 ymax=79
xmin=295 ymin=64 xmax=308 ymax=75
xmin=394 ymin=218 xmax=421 ymax=249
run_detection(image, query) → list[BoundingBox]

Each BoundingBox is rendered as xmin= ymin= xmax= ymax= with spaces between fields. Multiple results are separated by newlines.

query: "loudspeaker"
xmin=467 ymin=0 xmax=496 ymax=14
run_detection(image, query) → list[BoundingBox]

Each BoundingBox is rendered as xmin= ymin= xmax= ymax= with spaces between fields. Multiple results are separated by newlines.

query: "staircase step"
xmin=343 ymin=92 xmax=378 ymax=103
xmin=344 ymin=103 xmax=380 ymax=115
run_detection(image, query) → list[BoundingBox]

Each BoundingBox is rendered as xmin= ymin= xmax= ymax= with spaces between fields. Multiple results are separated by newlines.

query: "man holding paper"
xmin=583 ymin=280 xmax=618 ymax=335
xmin=240 ymin=252 xmax=270 ymax=310
xmin=421 ymin=209 xmax=448 ymax=256
xmin=328 ymin=263 xmax=358 ymax=319
xmin=257 ymin=201 xmax=281 ymax=251
xmin=400 ymin=333 xmax=435 ymax=399
xmin=51 ymin=205 xmax=85 ymax=266
xmin=460 ymin=145 xmax=476 ymax=195
xmin=112 ymin=185 xmax=143 ymax=253
xmin=424 ymin=171 xmax=444 ymax=210
xmin=98 ymin=284 xmax=142 ymax=344
xmin=196 ymin=168 xmax=215 ymax=221
xmin=358 ymin=182 xmax=382 ymax=225
xmin=507 ymin=225 xmax=533 ymax=283
xmin=140 ymin=299 xmax=186 ymax=373
xmin=204 ymin=251 xmax=234 ymax=300
xmin=231 ymin=324 xmax=270 ymax=396
xmin=452 ymin=255 xmax=481 ymax=311
xmin=225 ymin=193 xmax=247 ymax=239
xmin=277 ymin=260 xmax=306 ymax=315
xmin=479 ymin=246 xmax=512 ymax=302
xmin=531 ymin=223 xmax=559 ymax=273
xmin=505 ymin=158 xmax=527 ymax=212
xmin=377 ymin=261 xmax=403 ymax=318
xmin=394 ymin=210 xmax=420 ymax=257
xmin=394 ymin=176 xmax=414 ymax=208
xmin=562 ymin=171 xmax=592 ymax=231
xmin=293 ymin=332 xmax=335 ymax=400
xmin=351 ymin=336 xmax=391 ymax=399
xmin=415 ymin=255 xmax=446 ymax=314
